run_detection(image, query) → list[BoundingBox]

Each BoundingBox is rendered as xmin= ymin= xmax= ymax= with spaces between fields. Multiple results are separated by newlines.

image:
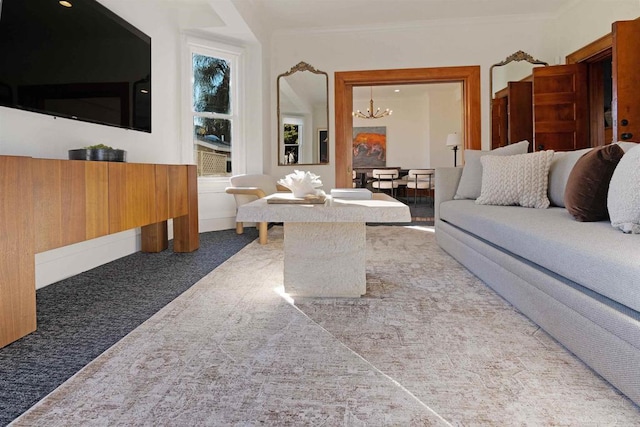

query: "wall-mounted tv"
xmin=0 ymin=0 xmax=151 ymax=132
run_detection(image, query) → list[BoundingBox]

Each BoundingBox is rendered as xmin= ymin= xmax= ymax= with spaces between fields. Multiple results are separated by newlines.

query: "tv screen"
xmin=0 ymin=0 xmax=151 ymax=132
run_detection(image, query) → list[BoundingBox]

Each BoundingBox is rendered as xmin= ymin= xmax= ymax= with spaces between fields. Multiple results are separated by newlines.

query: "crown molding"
xmin=272 ymin=13 xmax=555 ymax=37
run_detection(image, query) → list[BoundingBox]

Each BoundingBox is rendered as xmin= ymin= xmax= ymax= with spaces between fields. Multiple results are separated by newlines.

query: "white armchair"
xmin=225 ymin=174 xmax=287 ymax=244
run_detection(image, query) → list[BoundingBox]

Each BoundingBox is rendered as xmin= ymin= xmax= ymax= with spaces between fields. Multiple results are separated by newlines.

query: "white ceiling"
xmin=249 ymin=0 xmax=578 ymax=33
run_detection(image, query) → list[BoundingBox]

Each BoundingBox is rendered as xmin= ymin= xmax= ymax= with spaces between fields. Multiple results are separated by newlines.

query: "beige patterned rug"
xmin=12 ymin=226 xmax=640 ymax=426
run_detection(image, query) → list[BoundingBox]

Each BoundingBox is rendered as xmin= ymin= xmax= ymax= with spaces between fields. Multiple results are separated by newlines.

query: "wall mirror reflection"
xmin=277 ymin=61 xmax=329 ymax=165
xmin=490 ymin=50 xmax=548 ymax=149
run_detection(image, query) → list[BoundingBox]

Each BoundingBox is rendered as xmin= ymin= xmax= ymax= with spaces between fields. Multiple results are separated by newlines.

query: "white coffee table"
xmin=236 ymin=192 xmax=410 ymax=297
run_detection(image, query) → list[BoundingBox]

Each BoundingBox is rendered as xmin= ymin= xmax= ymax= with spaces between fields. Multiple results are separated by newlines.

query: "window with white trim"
xmin=282 ymin=116 xmax=303 ymax=165
xmin=185 ymin=38 xmax=241 ymax=177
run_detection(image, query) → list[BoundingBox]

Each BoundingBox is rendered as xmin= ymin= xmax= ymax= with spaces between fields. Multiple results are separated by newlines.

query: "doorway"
xmin=334 ymin=66 xmax=481 ymax=188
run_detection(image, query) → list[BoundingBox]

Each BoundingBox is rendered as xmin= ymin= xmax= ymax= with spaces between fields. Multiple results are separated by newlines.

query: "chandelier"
xmin=352 ymin=87 xmax=392 ymax=119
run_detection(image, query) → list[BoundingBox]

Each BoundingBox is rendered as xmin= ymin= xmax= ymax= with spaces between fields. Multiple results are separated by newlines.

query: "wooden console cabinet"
xmin=0 ymin=157 xmax=199 ymax=348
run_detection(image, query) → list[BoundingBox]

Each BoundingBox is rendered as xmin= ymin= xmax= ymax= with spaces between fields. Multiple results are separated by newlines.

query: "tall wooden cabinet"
xmin=533 ymin=64 xmax=589 ymax=151
xmin=612 ymin=20 xmax=640 ymax=143
xmin=0 ymin=157 xmax=36 ymax=350
xmin=564 ymin=18 xmax=640 ymax=147
xmin=491 ymin=96 xmax=507 ymax=149
xmin=491 ymin=81 xmax=533 ymax=149
xmin=0 ymin=157 xmax=199 ymax=348
xmin=494 ymin=19 xmax=640 ymax=151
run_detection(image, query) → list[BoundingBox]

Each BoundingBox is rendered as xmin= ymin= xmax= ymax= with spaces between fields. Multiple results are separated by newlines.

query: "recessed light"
xmin=394 ymin=89 xmax=400 ymax=93
xmin=59 ymin=1 xmax=72 ymax=7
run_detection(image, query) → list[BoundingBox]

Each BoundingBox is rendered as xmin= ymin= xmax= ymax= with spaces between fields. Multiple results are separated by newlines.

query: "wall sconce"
xmin=446 ymin=133 xmax=461 ymax=167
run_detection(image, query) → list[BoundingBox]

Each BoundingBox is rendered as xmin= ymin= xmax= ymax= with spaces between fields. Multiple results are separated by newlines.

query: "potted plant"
xmin=68 ymin=144 xmax=126 ymax=162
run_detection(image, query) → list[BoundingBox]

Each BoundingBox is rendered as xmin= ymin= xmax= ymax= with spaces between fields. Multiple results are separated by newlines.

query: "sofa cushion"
xmin=617 ymin=141 xmax=640 ymax=153
xmin=439 ymin=199 xmax=640 ymax=312
xmin=564 ymin=144 xmax=624 ymax=222
xmin=454 ymin=140 xmax=529 ymax=200
xmin=476 ymin=150 xmax=554 ymax=209
xmin=547 ymin=148 xmax=592 ymax=207
xmin=608 ymin=144 xmax=640 ymax=234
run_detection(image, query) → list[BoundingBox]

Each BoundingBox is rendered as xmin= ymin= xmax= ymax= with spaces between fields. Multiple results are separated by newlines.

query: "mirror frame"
xmin=489 ymin=50 xmax=548 ymax=146
xmin=489 ymin=50 xmax=548 ymax=101
xmin=277 ymin=61 xmax=329 ymax=165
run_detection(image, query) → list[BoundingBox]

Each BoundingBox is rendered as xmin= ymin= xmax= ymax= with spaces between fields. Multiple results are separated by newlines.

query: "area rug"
xmin=11 ymin=226 xmax=640 ymax=426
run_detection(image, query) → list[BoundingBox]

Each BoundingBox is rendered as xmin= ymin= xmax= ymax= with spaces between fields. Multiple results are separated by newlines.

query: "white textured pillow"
xmin=616 ymin=141 xmax=640 ymax=153
xmin=608 ymin=144 xmax=640 ymax=233
xmin=454 ymin=140 xmax=530 ymax=200
xmin=476 ymin=150 xmax=554 ymax=209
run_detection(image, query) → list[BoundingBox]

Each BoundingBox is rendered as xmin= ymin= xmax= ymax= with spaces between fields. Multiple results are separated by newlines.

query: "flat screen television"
xmin=0 ymin=0 xmax=151 ymax=132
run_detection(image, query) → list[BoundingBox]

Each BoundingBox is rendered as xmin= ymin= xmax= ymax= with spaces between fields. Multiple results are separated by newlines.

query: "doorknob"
xmin=621 ymin=133 xmax=633 ymax=140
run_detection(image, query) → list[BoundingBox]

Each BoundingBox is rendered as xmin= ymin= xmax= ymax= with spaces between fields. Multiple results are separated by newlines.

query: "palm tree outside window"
xmin=192 ymin=53 xmax=234 ymax=176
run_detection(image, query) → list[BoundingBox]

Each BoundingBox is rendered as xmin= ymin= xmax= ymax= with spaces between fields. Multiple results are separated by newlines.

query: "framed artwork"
xmin=352 ymin=126 xmax=386 ymax=168
xmin=318 ymin=128 xmax=328 ymax=163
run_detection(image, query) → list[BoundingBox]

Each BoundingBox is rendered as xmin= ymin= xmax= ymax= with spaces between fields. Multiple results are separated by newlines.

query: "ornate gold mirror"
xmin=490 ymin=51 xmax=548 ymax=148
xmin=277 ymin=61 xmax=329 ymax=165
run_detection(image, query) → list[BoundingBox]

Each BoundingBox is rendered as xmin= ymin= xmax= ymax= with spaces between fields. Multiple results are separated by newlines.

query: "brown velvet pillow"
xmin=564 ymin=144 xmax=625 ymax=221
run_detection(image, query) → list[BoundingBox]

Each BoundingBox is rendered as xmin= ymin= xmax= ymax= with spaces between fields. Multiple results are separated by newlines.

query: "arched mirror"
xmin=277 ymin=61 xmax=329 ymax=165
xmin=490 ymin=50 xmax=548 ymax=148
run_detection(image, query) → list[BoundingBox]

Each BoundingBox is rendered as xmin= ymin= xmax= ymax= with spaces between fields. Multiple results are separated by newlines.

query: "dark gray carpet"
xmin=0 ymin=228 xmax=258 ymax=427
xmin=406 ymin=198 xmax=435 ymax=224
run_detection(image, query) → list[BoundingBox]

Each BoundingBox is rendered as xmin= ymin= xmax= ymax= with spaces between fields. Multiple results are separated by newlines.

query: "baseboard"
xmin=199 ymin=216 xmax=236 ymax=233
xmin=35 ymin=229 xmax=140 ymax=289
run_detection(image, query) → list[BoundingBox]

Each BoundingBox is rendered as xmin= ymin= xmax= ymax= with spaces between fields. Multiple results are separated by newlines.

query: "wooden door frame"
xmin=334 ymin=66 xmax=481 ymax=188
xmin=566 ymin=32 xmax=613 ymax=147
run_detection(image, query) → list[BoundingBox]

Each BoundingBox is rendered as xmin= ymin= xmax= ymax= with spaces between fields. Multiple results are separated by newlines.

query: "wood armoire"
xmin=492 ymin=18 xmax=640 ymax=151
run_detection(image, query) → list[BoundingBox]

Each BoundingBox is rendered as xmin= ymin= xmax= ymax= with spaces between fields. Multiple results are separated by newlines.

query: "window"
xmin=282 ymin=119 xmax=302 ymax=165
xmin=184 ymin=38 xmax=241 ymax=177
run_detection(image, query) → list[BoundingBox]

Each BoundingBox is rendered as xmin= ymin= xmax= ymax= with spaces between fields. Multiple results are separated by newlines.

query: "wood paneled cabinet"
xmin=494 ymin=19 xmax=640 ymax=152
xmin=0 ymin=157 xmax=199 ymax=349
xmin=491 ymin=81 xmax=533 ymax=149
xmin=612 ymin=20 xmax=640 ymax=144
xmin=563 ymin=18 xmax=640 ymax=148
xmin=533 ymin=64 xmax=589 ymax=151
xmin=491 ymin=95 xmax=508 ymax=149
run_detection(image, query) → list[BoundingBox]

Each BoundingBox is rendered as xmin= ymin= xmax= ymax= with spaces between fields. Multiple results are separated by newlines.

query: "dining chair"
xmin=405 ymin=169 xmax=434 ymax=205
xmin=371 ymin=168 xmax=400 ymax=197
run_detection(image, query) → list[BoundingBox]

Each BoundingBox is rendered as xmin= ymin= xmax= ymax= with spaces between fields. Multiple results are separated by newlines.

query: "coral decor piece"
xmin=278 ymin=170 xmax=324 ymax=198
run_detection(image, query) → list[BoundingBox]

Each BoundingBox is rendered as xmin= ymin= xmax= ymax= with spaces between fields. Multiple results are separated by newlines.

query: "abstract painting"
xmin=352 ymin=126 xmax=386 ymax=168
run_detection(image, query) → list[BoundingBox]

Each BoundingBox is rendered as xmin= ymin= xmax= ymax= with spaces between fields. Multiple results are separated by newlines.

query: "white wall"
xmin=269 ymin=16 xmax=557 ymax=189
xmin=0 ymin=0 xmax=267 ymax=288
xmin=352 ymin=93 xmax=428 ymax=169
xmin=429 ymin=88 xmax=463 ymax=168
xmin=0 ymin=1 xmax=184 ymax=288
xmin=0 ymin=1 xmax=181 ymax=163
xmin=4 ymin=0 xmax=638 ymax=288
xmin=554 ymin=1 xmax=640 ymax=60
xmin=268 ymin=2 xmax=640 ymax=190
xmin=351 ymin=84 xmax=461 ymax=171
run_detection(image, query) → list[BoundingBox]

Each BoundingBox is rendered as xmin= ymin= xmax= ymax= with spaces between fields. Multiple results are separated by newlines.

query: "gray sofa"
xmin=434 ymin=164 xmax=640 ymax=406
